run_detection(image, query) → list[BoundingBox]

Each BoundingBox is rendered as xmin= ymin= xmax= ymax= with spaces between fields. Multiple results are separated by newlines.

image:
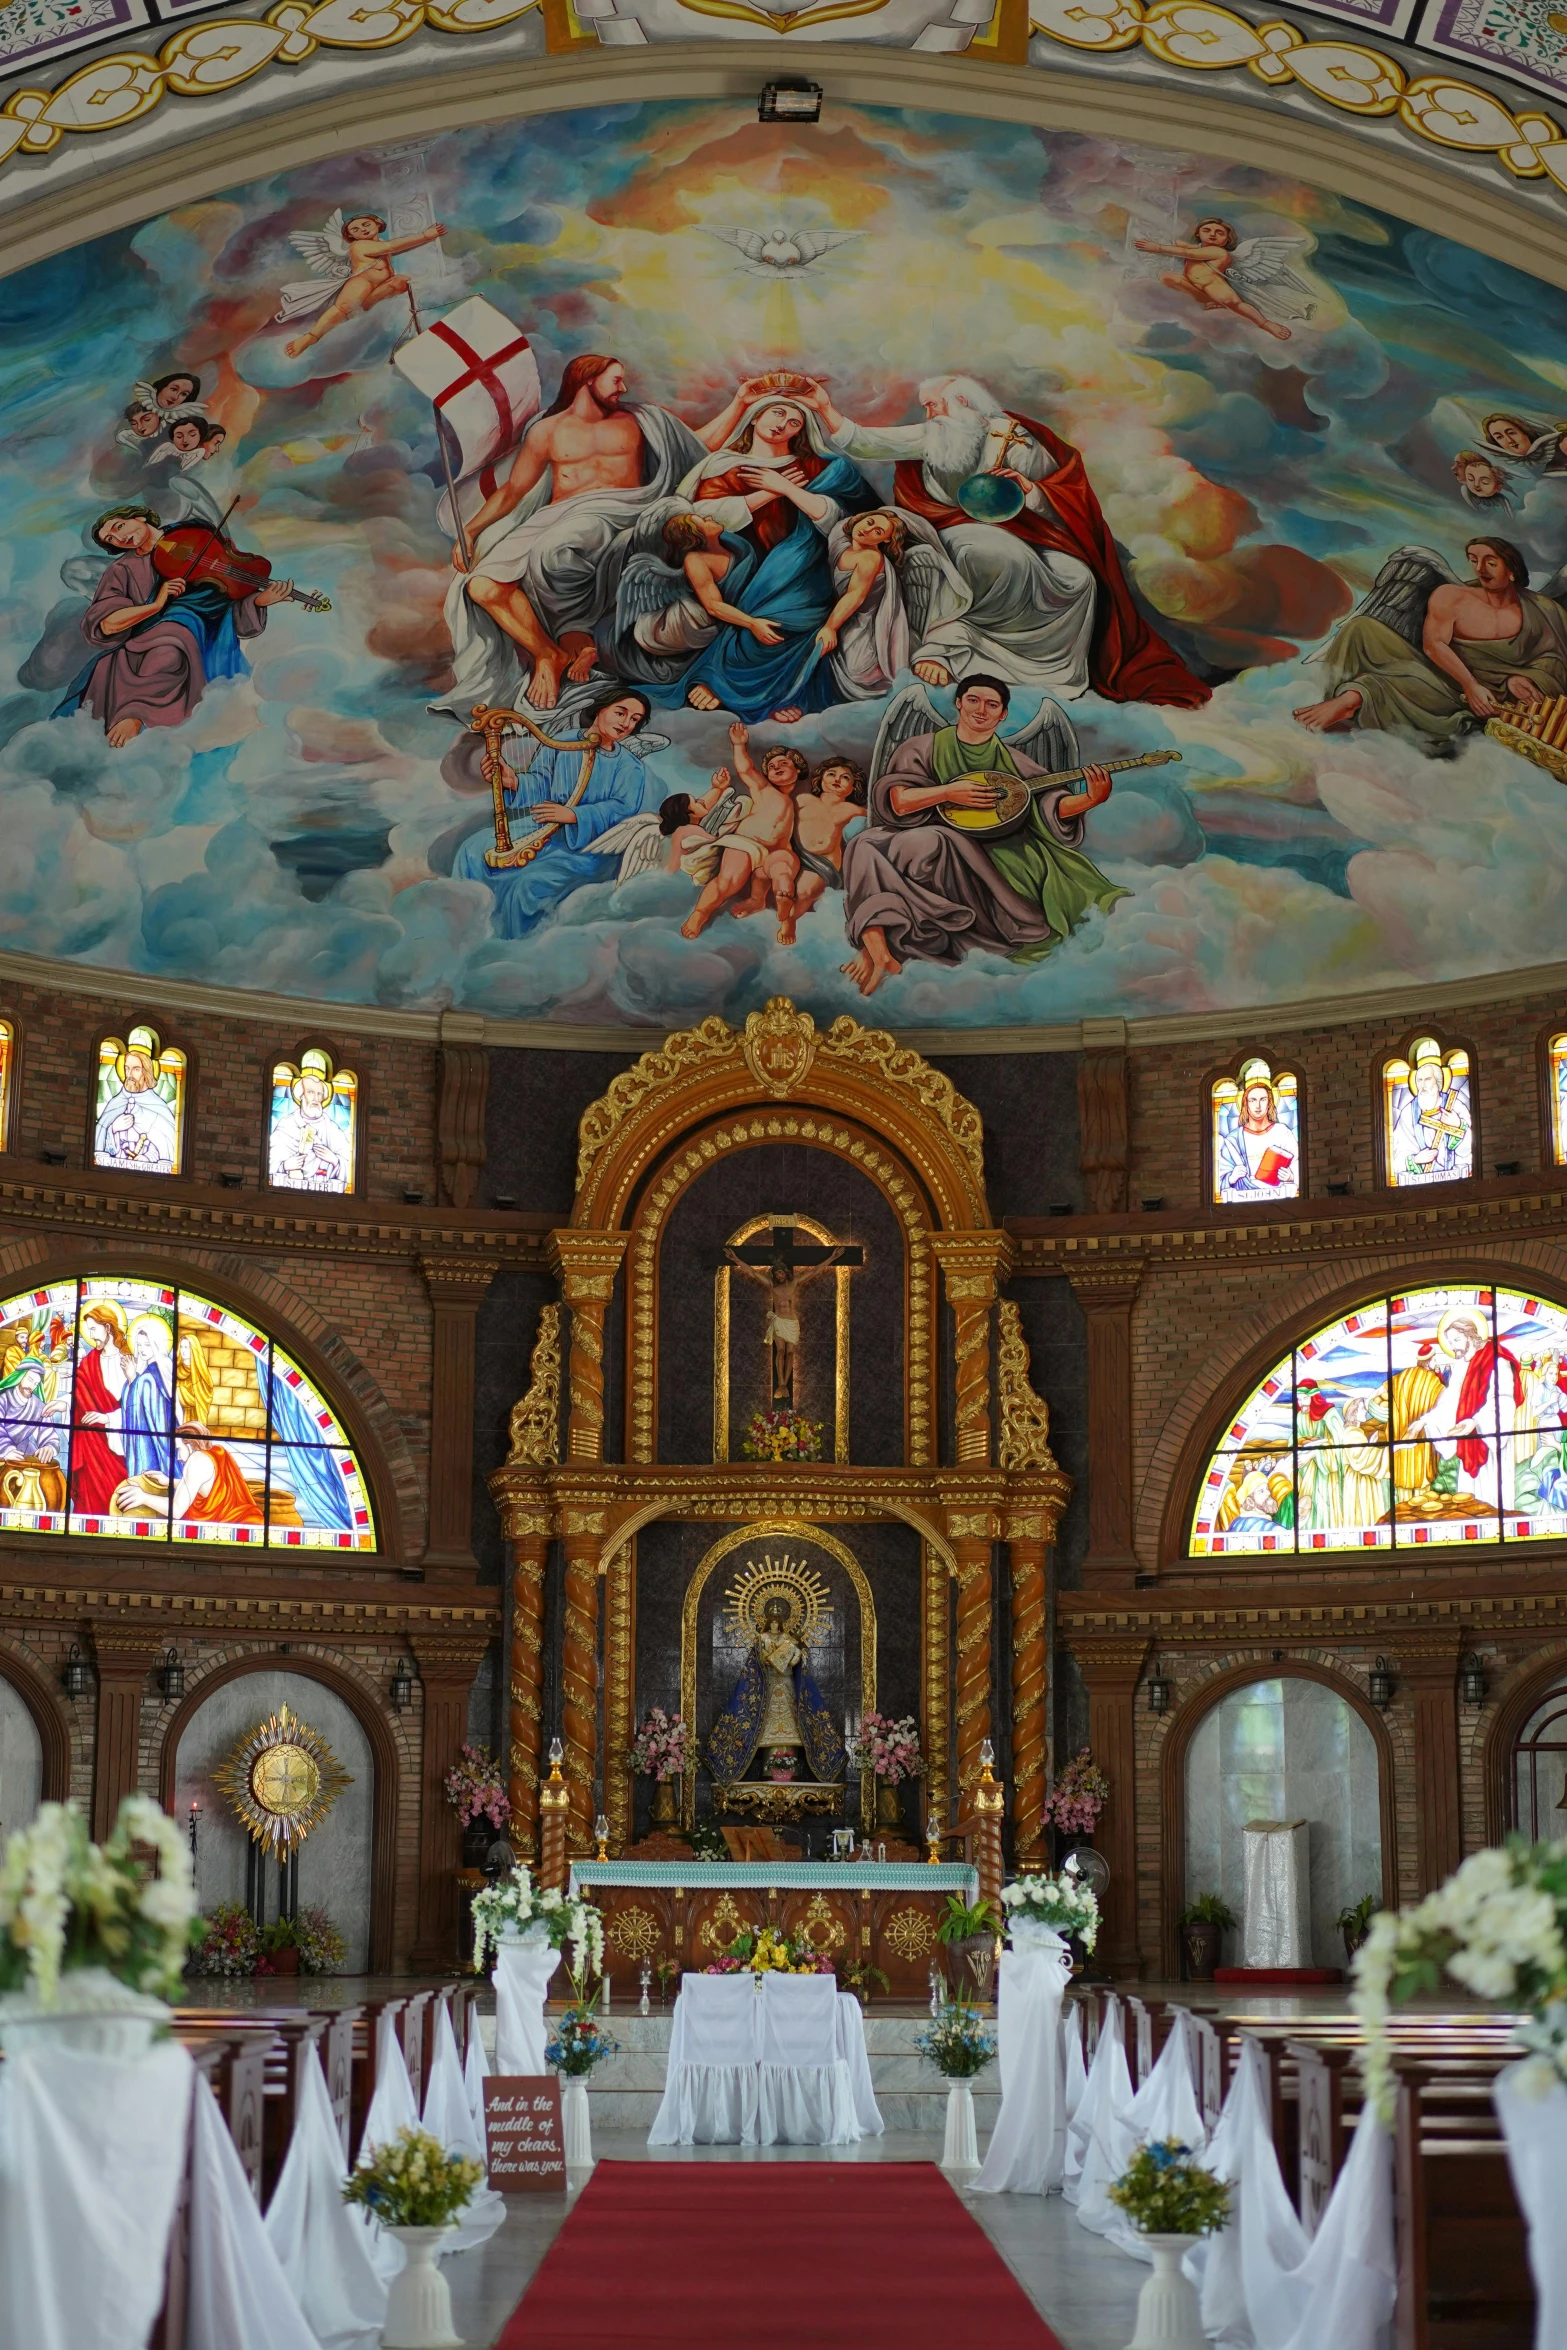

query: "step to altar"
xmin=478 ymin=2009 xmax=999 ymax=2136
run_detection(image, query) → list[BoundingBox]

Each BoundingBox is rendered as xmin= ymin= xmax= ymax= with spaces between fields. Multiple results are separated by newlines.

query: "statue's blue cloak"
xmin=706 ymin=1649 xmax=845 ymax=1784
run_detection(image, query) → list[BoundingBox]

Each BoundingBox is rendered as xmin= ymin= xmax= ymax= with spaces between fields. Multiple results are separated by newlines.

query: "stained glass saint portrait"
xmin=93 ymin=1026 xmax=186 ymax=1176
xmin=0 ymin=1019 xmax=12 ymax=1151
xmin=0 ymin=1274 xmax=374 ymax=1549
xmin=1190 ymin=1283 xmax=1567 ymax=1557
xmin=1211 ymin=1058 xmax=1300 ymax=1206
xmin=268 ymin=1048 xmax=357 ymax=1195
xmin=1382 ymin=1037 xmax=1472 ymax=1188
xmin=1549 ymin=1033 xmax=1567 ymax=1167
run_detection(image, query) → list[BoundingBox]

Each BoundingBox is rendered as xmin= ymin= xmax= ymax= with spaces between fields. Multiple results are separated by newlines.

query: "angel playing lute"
xmin=275 ymin=209 xmax=446 ymax=359
xmin=1136 ymin=216 xmax=1317 ymax=342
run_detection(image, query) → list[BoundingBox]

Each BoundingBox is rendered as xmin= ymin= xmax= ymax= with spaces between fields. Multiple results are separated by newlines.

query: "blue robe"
xmin=678 ymin=453 xmax=877 ymax=722
xmin=120 ymin=1356 xmax=173 ymax=1482
xmin=453 ymin=737 xmax=648 ymax=940
xmin=706 ymin=1646 xmax=845 ymax=1784
xmin=54 ymin=578 xmax=250 ymax=719
xmin=259 ymin=1357 xmax=352 ymax=1532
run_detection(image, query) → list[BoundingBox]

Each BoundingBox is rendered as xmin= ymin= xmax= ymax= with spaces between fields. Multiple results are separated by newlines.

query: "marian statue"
xmin=706 ymin=1556 xmax=845 ymax=1786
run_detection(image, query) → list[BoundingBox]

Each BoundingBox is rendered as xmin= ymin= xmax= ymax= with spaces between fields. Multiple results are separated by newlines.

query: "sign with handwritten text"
xmin=483 ymin=2076 xmax=566 ymax=2191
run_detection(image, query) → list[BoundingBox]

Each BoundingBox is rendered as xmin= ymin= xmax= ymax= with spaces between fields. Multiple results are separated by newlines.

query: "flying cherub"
xmin=275 ymin=209 xmax=447 ymax=359
xmin=704 ymin=224 xmax=865 ymax=278
xmin=1135 ymin=217 xmax=1317 ymax=341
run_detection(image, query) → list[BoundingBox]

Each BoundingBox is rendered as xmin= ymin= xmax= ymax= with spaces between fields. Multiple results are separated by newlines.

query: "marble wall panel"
xmin=0 ymin=1673 xmax=42 ymax=1840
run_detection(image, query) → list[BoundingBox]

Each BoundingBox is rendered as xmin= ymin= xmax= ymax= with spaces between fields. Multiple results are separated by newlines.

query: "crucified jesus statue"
xmin=724 ymin=1222 xmax=858 ymax=1410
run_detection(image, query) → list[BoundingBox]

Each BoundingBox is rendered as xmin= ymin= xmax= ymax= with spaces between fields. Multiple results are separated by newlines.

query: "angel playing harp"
xmin=276 ymin=209 xmax=446 ymax=360
xmin=1135 ymin=217 xmax=1316 ymax=342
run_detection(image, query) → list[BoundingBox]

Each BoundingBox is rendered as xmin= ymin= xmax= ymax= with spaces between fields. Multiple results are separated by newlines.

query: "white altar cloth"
xmin=0 ymin=2035 xmax=192 ymax=2350
xmin=649 ymin=1974 xmax=760 ymax=2145
xmin=836 ymin=1993 xmax=884 ymax=2135
xmin=1243 ymin=1820 xmax=1312 ymax=1969
xmin=265 ymin=2043 xmax=388 ymax=2350
xmin=970 ymin=1925 xmax=1071 ymax=2197
xmin=493 ymin=1937 xmax=558 ymax=2076
xmin=648 ymin=1973 xmax=863 ymax=2147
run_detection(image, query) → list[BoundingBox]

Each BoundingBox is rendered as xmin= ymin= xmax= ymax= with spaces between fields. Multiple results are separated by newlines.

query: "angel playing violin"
xmin=277 ymin=209 xmax=446 ymax=359
xmin=1135 ymin=217 xmax=1316 ymax=342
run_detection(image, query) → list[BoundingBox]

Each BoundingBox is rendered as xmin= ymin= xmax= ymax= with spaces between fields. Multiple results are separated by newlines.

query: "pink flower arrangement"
xmin=1042 ymin=1749 xmax=1110 ymax=1836
xmin=627 ymin=1706 xmax=689 ymax=1783
xmin=443 ymin=1742 xmax=511 ymax=1829
xmin=846 ymin=1712 xmax=924 ymax=1784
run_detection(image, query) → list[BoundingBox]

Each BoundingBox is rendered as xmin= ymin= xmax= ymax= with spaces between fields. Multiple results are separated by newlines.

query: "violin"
xmin=151 ymin=503 xmax=330 ymax=615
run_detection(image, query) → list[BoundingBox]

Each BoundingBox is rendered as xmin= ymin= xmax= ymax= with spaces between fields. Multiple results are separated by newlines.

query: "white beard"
xmin=924 ymin=407 xmax=991 ymax=486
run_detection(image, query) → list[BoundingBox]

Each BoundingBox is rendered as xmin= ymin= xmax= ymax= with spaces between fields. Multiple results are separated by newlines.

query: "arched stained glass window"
xmin=0 ymin=1276 xmax=375 ymax=1550
xmin=1381 ymin=1035 xmax=1472 ymax=1188
xmin=1189 ymin=1282 xmax=1567 ymax=1557
xmin=1547 ymin=1032 xmax=1567 ymax=1167
xmin=93 ymin=1026 xmax=186 ymax=1176
xmin=269 ymin=1048 xmax=358 ymax=1195
xmin=1211 ymin=1056 xmax=1300 ymax=1206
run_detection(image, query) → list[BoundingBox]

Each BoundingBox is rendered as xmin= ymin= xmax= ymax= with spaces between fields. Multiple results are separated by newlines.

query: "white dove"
xmin=705 ymin=224 xmax=865 ymax=277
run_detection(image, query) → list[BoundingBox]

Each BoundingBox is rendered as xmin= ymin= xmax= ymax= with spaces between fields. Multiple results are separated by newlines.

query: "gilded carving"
xmin=504 ymin=1304 xmax=562 ymax=1468
xmin=796 ymin=1892 xmax=847 ymax=1952
xmin=607 ymin=1905 xmax=661 ymax=1962
xmin=740 ymin=999 xmax=821 ymax=1098
xmin=883 ymin=1906 xmax=937 ymax=1962
xmin=997 ymin=1301 xmax=1058 ymax=1475
xmin=698 ymin=1892 xmax=752 ymax=1951
xmin=603 ymin=1538 xmax=636 ymax=1854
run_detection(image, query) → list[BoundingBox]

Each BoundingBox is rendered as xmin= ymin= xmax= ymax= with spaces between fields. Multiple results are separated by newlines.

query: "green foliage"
xmin=688 ymin=1821 xmax=728 ymax=1862
xmin=261 ymin=1916 xmax=304 ymax=1952
xmin=342 ymin=2127 xmax=483 ymax=2229
xmin=1336 ymin=1893 xmax=1378 ymax=1938
xmin=1181 ymin=1893 xmax=1238 ymax=1929
xmin=1107 ymin=2141 xmax=1232 ymax=2237
xmin=935 ymin=1894 xmax=1001 ymax=1945
xmin=836 ymin=1958 xmax=890 ymax=2001
xmin=916 ymin=2000 xmax=996 ymax=2078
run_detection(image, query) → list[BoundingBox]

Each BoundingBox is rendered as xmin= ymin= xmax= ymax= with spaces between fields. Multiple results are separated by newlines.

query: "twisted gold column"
xmin=950 ymin=1525 xmax=996 ymax=1810
xmin=931 ymin=1232 xmax=1013 ymax=1466
xmin=548 ymin=1230 xmax=628 ymax=1462
xmin=507 ymin=1526 xmax=548 ymax=1858
xmin=560 ymin=1532 xmax=600 ymax=1853
xmin=1007 ymin=1524 xmax=1049 ymax=1867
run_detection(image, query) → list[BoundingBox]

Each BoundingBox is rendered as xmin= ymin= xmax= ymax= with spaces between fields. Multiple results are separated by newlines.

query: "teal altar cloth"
xmin=570 ymin=1860 xmax=979 ymax=1898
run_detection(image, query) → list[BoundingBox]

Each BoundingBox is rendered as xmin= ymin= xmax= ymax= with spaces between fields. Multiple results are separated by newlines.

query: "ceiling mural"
xmin=6 ymin=101 xmax=1567 ymax=1028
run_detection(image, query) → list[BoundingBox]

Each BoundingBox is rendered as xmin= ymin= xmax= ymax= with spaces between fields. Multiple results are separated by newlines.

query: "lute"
xmin=939 ymin=747 xmax=1182 ymax=836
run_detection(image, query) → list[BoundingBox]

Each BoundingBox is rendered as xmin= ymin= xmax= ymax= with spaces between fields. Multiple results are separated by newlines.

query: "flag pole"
xmin=400 ymin=285 xmax=473 ymax=572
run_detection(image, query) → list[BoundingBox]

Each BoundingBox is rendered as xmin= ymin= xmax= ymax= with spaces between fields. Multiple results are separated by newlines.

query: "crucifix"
xmin=724 ymin=1215 xmax=863 ymax=1410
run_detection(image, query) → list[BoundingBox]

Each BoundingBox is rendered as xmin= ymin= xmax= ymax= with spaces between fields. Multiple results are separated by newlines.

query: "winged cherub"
xmin=1135 ymin=217 xmax=1316 ymax=342
xmin=276 ymin=209 xmax=446 ymax=359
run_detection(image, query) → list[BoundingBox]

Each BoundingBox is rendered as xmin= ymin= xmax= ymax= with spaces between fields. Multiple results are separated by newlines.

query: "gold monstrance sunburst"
xmin=214 ymin=1702 xmax=351 ymax=1856
xmin=724 ymin=1549 xmax=833 ymax=1649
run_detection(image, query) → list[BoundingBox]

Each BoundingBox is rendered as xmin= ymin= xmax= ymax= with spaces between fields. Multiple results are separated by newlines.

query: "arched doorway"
xmin=1182 ymin=1673 xmax=1385 ymax=1969
xmin=0 ymin=1668 xmax=43 ymax=1840
xmin=1512 ymin=1675 xmax=1567 ymax=1840
xmin=171 ymin=1668 xmax=378 ymax=1970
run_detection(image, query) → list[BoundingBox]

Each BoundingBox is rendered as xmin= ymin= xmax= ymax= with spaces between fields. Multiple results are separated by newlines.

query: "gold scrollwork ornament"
xmin=607 ymin=1905 xmax=661 ymax=1962
xmin=883 ymin=1906 xmax=937 ymax=1961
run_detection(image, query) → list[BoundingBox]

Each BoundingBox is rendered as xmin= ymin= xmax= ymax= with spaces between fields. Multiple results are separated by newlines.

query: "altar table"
xmin=569 ymin=1862 xmax=980 ymax=1997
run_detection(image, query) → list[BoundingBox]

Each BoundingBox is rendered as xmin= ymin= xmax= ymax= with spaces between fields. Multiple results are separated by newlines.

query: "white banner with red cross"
xmin=393 ymin=296 xmax=541 ymax=534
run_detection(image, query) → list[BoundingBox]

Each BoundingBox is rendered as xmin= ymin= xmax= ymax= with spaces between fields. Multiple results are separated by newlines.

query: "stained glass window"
xmin=1189 ymin=1283 xmax=1567 ymax=1557
xmin=1212 ymin=1057 xmax=1300 ymax=1206
xmin=1549 ymin=1033 xmax=1567 ymax=1167
xmin=0 ymin=1276 xmax=375 ymax=1549
xmin=93 ymin=1027 xmax=186 ymax=1176
xmin=0 ymin=1019 xmax=11 ymax=1150
xmin=268 ymin=1049 xmax=358 ymax=1195
xmin=1382 ymin=1036 xmax=1472 ymax=1188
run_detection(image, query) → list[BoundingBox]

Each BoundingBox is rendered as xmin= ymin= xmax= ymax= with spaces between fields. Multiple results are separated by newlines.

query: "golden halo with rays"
xmin=724 ymin=1549 xmax=833 ymax=1648
xmin=214 ymin=1702 xmax=352 ymax=1856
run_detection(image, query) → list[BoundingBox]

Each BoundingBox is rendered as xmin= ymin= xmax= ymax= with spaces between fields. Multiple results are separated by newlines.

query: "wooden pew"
xmin=260 ymin=2012 xmax=331 ymax=2203
xmin=168 ymin=2016 xmax=274 ymax=2202
xmin=1392 ymin=2053 xmax=1532 ymax=2350
xmin=400 ymin=1988 xmax=434 ymax=2113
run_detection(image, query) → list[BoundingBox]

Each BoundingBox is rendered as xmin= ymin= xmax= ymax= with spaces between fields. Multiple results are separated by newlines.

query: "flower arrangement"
xmin=688 ymin=1820 xmax=728 ymax=1862
xmin=845 ymin=1713 xmax=925 ymax=1785
xmin=1042 ymin=1750 xmax=1110 ymax=1837
xmin=741 ymin=1408 xmax=824 ymax=1462
xmin=296 ymin=1905 xmax=348 ymax=1973
xmin=626 ymin=1707 xmax=689 ymax=1783
xmin=443 ymin=1743 xmax=511 ymax=1830
xmin=192 ymin=1900 xmax=260 ymax=1979
xmin=1000 ymin=1871 xmax=1100 ymax=1950
xmin=343 ymin=2126 xmax=483 ymax=2230
xmin=916 ymin=2000 xmax=997 ymax=2079
xmin=546 ymin=1971 xmax=620 ymax=2077
xmin=470 ymin=1865 xmax=605 ymax=1979
xmin=1107 ymin=2141 xmax=1231 ymax=2237
xmin=1353 ymin=1840 xmax=1567 ymax=2121
xmin=705 ymin=1925 xmax=835 ymax=1977
xmin=0 ymin=1795 xmax=199 ymax=2007
xmin=836 ymin=1956 xmax=890 ymax=2006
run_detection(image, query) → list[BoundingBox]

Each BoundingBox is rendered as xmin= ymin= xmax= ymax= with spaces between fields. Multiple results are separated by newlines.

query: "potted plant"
xmin=547 ymin=1968 xmax=619 ymax=2171
xmin=259 ymin=1916 xmax=304 ymax=1977
xmin=835 ymin=1956 xmax=890 ymax=2009
xmin=191 ymin=1900 xmax=259 ymax=1979
xmin=936 ymin=1892 xmax=1002 ymax=2004
xmin=1336 ymin=1892 xmax=1378 ymax=1967
xmin=343 ymin=2124 xmax=482 ymax=2350
xmin=1000 ymin=1871 xmax=1100 ymax=1958
xmin=846 ymin=1712 xmax=925 ymax=1829
xmin=626 ymin=1706 xmax=689 ymax=1828
xmin=916 ymin=1999 xmax=996 ymax=2171
xmin=0 ymin=1794 xmax=201 ymax=2056
xmin=1042 ymin=1749 xmax=1110 ymax=1859
xmin=1180 ymin=1893 xmax=1237 ymax=1981
xmin=443 ymin=1743 xmax=512 ymax=1869
xmin=1107 ymin=2139 xmax=1231 ymax=2350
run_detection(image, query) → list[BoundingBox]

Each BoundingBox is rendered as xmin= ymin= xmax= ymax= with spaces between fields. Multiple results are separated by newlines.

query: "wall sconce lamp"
xmin=158 ymin=1648 xmax=185 ymax=1701
xmin=389 ymin=1657 xmax=416 ymax=1710
xmin=61 ymin=1644 xmax=93 ymax=1699
xmin=1146 ymin=1656 xmax=1170 ymax=1715
xmin=1368 ymin=1656 xmax=1395 ymax=1711
xmin=1459 ymin=1654 xmax=1488 ymax=1707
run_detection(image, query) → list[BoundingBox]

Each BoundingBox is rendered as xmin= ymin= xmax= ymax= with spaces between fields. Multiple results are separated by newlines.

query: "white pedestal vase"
xmin=380 ymin=2226 xmax=462 ymax=2350
xmin=562 ymin=2078 xmax=594 ymax=2170
xmin=1123 ymin=2233 xmax=1208 ymax=2350
xmin=942 ymin=2078 xmax=980 ymax=2172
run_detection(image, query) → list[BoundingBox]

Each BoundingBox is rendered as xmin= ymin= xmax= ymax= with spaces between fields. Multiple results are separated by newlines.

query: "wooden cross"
xmin=722 ymin=1216 xmax=863 ymax=1410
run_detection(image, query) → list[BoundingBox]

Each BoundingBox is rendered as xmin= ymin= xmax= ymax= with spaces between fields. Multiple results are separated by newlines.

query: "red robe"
xmin=181 ymin=1444 xmax=262 ymax=1524
xmin=697 ymin=449 xmax=828 ymax=554
xmin=1454 ymin=1341 xmax=1526 ymax=1476
xmin=894 ymin=413 xmax=1210 ymax=709
xmin=71 ymin=1349 xmax=126 ymax=1516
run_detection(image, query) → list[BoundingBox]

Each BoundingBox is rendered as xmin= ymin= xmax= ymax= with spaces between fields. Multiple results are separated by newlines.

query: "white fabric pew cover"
xmin=1494 ymin=2062 xmax=1567 ymax=2350
xmin=1241 ymin=2102 xmax=1395 ymax=2350
xmin=1062 ymin=2002 xmax=1087 ymax=2128
xmin=421 ymin=2002 xmax=505 ymax=2254
xmin=756 ymin=1973 xmax=859 ymax=2146
xmin=492 ymin=1941 xmax=557 ymax=2077
xmin=264 ymin=2043 xmax=387 ymax=2350
xmin=1182 ymin=2033 xmax=1276 ymax=2348
xmin=1097 ymin=2007 xmax=1209 ymax=2256
xmin=648 ymin=1974 xmax=761 ymax=2145
xmin=1065 ymin=1993 xmax=1135 ymax=2218
xmin=970 ymin=1926 xmax=1072 ymax=2196
xmin=185 ymin=2072 xmax=320 ymax=2350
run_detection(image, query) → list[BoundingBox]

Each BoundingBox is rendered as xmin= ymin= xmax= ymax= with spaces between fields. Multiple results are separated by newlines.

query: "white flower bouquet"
xmin=999 ymin=1870 xmax=1100 ymax=1951
xmin=470 ymin=1864 xmax=605 ymax=1978
xmin=0 ymin=1794 xmax=200 ymax=2007
xmin=1353 ymin=1839 xmax=1567 ymax=2119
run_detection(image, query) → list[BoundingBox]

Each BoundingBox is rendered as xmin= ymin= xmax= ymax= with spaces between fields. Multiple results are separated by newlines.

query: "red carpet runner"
xmin=498 ymin=2161 xmax=1066 ymax=2349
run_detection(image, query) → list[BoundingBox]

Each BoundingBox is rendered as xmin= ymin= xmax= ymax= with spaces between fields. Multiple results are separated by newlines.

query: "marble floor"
xmin=442 ymin=2130 xmax=1147 ymax=2350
